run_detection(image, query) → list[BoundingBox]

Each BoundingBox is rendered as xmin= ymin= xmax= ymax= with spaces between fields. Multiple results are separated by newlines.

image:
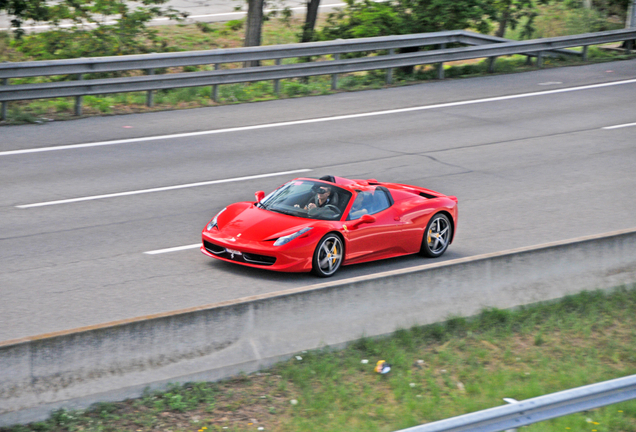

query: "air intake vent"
xmin=243 ymin=253 xmax=276 ymax=266
xmin=419 ymin=192 xmax=437 ymax=199
xmin=203 ymin=240 xmax=225 ymax=255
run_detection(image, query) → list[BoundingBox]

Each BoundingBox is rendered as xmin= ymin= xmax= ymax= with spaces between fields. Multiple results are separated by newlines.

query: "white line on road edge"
xmin=602 ymin=122 xmax=636 ymax=130
xmin=15 ymin=169 xmax=311 ymax=209
xmin=145 ymin=243 xmax=200 ymax=255
xmin=3 ymin=78 xmax=636 ymax=157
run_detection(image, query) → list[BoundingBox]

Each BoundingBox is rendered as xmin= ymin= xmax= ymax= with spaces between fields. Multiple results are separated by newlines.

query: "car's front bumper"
xmin=201 ymin=231 xmax=315 ymax=272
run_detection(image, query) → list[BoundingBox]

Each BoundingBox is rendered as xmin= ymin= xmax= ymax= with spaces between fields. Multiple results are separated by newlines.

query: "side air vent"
xmin=420 ymin=192 xmax=437 ymax=199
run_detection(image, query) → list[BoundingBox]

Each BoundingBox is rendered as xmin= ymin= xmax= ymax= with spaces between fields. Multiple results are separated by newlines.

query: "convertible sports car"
xmin=201 ymin=175 xmax=458 ymax=277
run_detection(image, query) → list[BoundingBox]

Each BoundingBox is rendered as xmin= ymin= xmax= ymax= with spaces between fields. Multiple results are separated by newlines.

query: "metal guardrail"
xmin=0 ymin=28 xmax=635 ymax=119
xmin=394 ymin=374 xmax=636 ymax=432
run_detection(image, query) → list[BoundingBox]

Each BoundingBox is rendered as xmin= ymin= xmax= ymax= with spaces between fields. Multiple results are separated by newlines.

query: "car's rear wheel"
xmin=312 ymin=233 xmax=343 ymax=277
xmin=420 ymin=213 xmax=452 ymax=257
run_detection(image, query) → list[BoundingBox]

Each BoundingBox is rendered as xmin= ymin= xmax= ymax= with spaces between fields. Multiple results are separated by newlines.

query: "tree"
xmin=489 ymin=0 xmax=542 ymax=39
xmin=245 ymin=0 xmax=265 ymax=64
xmin=318 ymin=0 xmax=492 ymax=74
xmin=319 ymin=0 xmax=491 ymax=40
xmin=301 ymin=0 xmax=322 ymax=42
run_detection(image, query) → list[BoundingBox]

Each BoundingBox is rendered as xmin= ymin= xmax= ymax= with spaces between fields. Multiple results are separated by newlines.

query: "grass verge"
xmin=3 ymin=286 xmax=636 ymax=432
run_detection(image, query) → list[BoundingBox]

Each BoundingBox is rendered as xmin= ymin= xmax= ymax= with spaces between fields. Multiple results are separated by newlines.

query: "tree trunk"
xmin=244 ymin=0 xmax=264 ymax=67
xmin=621 ymin=0 xmax=635 ymax=48
xmin=398 ymin=46 xmax=418 ymax=74
xmin=496 ymin=7 xmax=510 ymax=38
xmin=301 ymin=0 xmax=321 ymax=43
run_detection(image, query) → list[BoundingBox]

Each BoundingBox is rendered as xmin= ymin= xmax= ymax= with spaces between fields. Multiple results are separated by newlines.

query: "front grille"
xmin=204 ymin=240 xmax=276 ymax=266
xmin=203 ymin=240 xmax=225 ymax=255
xmin=243 ymin=253 xmax=276 ymax=266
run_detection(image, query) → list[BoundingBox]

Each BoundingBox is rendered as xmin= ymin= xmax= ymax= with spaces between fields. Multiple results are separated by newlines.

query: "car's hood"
xmin=216 ymin=203 xmax=312 ymax=242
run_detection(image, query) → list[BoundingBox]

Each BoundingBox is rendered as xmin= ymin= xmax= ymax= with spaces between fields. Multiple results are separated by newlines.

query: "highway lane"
xmin=1 ymin=60 xmax=635 ymax=341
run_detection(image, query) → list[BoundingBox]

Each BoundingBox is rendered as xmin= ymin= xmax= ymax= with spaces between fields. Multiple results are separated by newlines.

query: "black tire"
xmin=312 ymin=233 xmax=344 ymax=277
xmin=420 ymin=213 xmax=452 ymax=258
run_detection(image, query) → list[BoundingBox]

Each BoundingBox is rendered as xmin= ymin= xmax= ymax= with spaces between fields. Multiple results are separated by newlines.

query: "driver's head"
xmin=317 ymin=186 xmax=331 ymax=199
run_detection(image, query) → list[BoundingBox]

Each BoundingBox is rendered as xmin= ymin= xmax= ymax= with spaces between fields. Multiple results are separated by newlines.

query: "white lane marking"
xmin=3 ymin=78 xmax=636 ymax=157
xmin=16 ymin=168 xmax=311 ymax=208
xmin=145 ymin=243 xmax=200 ymax=255
xmin=602 ymin=122 xmax=636 ymax=130
xmin=538 ymin=81 xmax=563 ymax=85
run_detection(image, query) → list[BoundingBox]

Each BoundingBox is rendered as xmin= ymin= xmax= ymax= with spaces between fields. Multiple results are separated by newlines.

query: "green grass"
xmin=3 ymin=286 xmax=636 ymax=432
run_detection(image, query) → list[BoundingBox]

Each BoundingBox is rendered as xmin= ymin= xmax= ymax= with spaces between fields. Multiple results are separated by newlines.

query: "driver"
xmin=295 ymin=185 xmax=333 ymax=210
xmin=307 ymin=186 xmax=332 ymax=210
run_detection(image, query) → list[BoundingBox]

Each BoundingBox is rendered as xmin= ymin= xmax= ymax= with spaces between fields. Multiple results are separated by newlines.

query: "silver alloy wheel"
xmin=421 ymin=213 xmax=452 ymax=257
xmin=313 ymin=234 xmax=343 ymax=277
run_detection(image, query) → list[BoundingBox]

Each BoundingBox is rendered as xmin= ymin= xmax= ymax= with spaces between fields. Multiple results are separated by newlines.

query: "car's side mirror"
xmin=350 ymin=213 xmax=376 ymax=227
xmin=255 ymin=191 xmax=265 ymax=202
xmin=359 ymin=214 xmax=376 ymax=224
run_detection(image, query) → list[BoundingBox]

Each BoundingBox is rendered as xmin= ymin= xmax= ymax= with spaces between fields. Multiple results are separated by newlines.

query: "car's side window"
xmin=347 ymin=187 xmax=392 ymax=220
xmin=367 ymin=188 xmax=391 ymax=214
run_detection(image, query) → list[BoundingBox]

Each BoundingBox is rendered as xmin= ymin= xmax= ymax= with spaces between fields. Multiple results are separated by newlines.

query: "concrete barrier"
xmin=2 ymin=227 xmax=636 ymax=426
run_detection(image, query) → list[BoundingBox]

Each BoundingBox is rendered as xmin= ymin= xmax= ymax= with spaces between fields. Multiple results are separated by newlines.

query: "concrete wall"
xmin=2 ymin=228 xmax=636 ymax=427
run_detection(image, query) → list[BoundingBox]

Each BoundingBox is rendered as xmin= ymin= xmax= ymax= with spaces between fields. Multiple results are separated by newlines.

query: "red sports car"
xmin=201 ymin=175 xmax=458 ymax=277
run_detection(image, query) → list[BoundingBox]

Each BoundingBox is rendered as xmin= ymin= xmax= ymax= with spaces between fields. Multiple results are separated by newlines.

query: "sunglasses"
xmin=318 ymin=188 xmax=330 ymax=194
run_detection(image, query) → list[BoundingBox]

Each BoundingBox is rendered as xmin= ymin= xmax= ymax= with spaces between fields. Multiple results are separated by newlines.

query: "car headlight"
xmin=273 ymin=227 xmax=313 ymax=246
xmin=206 ymin=208 xmax=227 ymax=231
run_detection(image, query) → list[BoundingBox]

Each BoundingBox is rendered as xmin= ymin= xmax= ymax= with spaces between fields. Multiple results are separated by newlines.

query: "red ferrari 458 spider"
xmin=201 ymin=175 xmax=458 ymax=277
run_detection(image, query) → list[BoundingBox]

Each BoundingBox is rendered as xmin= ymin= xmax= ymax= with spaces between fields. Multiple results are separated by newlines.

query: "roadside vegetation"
xmin=3 ymin=286 xmax=636 ymax=432
xmin=0 ymin=0 xmax=634 ymax=124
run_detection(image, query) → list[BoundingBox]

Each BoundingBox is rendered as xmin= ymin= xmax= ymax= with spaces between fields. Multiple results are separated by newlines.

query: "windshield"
xmin=259 ymin=180 xmax=352 ymax=221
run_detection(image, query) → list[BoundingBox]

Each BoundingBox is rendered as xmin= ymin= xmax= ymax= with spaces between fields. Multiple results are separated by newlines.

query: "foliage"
xmin=587 ymin=0 xmax=631 ymax=19
xmin=4 ymin=0 xmax=187 ymax=59
xmin=318 ymin=0 xmax=492 ymax=40
xmin=488 ymin=0 xmax=548 ymax=38
xmin=530 ymin=0 xmax=620 ymax=37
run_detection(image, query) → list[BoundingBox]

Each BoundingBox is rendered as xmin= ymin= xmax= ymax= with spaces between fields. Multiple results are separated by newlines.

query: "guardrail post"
xmin=146 ymin=69 xmax=154 ymax=107
xmin=537 ymin=51 xmax=544 ymax=68
xmin=582 ymin=45 xmax=589 ymax=61
xmin=74 ymin=74 xmax=83 ymax=116
xmin=386 ymin=48 xmax=394 ymax=84
xmin=627 ymin=39 xmax=633 ymax=54
xmin=274 ymin=58 xmax=281 ymax=94
xmin=212 ymin=64 xmax=220 ymax=102
xmin=1 ymin=78 xmax=7 ymax=121
xmin=332 ymin=53 xmax=339 ymax=90
xmin=437 ymin=43 xmax=446 ymax=79
xmin=488 ymin=56 xmax=497 ymax=73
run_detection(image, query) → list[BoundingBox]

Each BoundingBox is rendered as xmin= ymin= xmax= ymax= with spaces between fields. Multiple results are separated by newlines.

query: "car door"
xmin=343 ymin=188 xmax=410 ymax=263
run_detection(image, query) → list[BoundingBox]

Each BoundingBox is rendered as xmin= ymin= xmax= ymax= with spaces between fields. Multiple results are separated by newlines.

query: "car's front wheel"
xmin=420 ymin=213 xmax=452 ymax=257
xmin=312 ymin=233 xmax=343 ymax=277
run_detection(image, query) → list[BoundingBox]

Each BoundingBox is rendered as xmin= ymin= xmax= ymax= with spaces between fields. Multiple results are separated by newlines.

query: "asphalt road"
xmin=1 ymin=60 xmax=635 ymax=342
